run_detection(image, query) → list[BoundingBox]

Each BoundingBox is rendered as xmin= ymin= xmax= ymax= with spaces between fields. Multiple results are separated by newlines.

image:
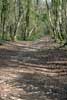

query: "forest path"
xmin=0 ymin=36 xmax=67 ymax=100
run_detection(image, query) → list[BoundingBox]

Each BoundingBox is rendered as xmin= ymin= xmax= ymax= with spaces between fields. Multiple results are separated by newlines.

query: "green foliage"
xmin=16 ymin=31 xmax=46 ymax=41
xmin=0 ymin=0 xmax=49 ymax=41
xmin=26 ymin=32 xmax=46 ymax=41
xmin=46 ymin=0 xmax=67 ymax=44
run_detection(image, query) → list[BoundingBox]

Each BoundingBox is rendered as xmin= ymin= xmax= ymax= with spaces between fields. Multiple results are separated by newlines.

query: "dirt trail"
xmin=0 ymin=36 xmax=67 ymax=100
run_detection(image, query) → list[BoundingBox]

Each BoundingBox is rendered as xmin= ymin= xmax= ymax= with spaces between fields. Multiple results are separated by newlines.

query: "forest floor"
xmin=0 ymin=36 xmax=67 ymax=100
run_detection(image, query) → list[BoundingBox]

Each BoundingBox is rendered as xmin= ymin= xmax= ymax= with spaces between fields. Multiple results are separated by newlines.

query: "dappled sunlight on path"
xmin=0 ymin=36 xmax=67 ymax=100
